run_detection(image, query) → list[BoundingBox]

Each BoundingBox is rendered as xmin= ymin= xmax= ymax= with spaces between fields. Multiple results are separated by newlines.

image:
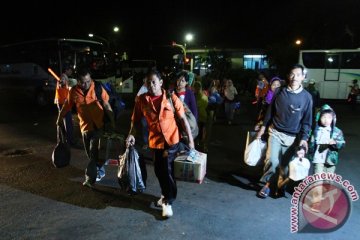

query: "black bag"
xmin=117 ymin=146 xmax=146 ymax=194
xmin=52 ymin=125 xmax=71 ymax=168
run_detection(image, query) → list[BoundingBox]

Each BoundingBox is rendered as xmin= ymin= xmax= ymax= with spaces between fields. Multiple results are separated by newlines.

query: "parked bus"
xmin=299 ymin=49 xmax=360 ymax=99
xmin=0 ymin=38 xmax=115 ymax=106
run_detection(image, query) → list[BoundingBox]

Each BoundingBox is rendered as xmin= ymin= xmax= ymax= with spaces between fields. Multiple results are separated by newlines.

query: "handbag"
xmin=52 ymin=125 xmax=71 ymax=168
xmin=244 ymin=131 xmax=267 ymax=166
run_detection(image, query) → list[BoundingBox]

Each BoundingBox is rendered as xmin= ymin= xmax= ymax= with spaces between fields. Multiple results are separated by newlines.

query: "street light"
xmin=295 ymin=39 xmax=302 ymax=46
xmin=185 ymin=33 xmax=193 ymax=43
xmin=113 ymin=26 xmax=120 ymax=33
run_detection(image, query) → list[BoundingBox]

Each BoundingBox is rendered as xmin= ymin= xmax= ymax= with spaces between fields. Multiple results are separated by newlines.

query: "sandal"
xmin=259 ymin=186 xmax=270 ymax=198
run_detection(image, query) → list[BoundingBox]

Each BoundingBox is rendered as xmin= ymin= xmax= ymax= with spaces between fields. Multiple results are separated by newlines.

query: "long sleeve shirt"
xmin=262 ymin=86 xmax=313 ymax=141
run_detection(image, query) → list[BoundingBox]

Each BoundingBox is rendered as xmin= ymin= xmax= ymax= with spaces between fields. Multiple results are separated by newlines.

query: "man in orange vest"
xmin=54 ymin=64 xmax=75 ymax=146
xmin=56 ymin=67 xmax=115 ymax=187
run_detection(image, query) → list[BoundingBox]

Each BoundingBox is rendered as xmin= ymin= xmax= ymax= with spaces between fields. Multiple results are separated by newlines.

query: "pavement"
xmin=0 ymin=96 xmax=359 ymax=240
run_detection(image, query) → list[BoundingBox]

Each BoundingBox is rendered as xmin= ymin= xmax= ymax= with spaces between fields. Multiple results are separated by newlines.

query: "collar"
xmin=286 ymin=85 xmax=303 ymax=94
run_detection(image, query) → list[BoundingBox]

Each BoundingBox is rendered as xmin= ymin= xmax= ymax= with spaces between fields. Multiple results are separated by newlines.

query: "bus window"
xmin=325 ymin=54 xmax=339 ymax=69
xmin=302 ymin=52 xmax=325 ymax=68
xmin=341 ymin=52 xmax=360 ymax=69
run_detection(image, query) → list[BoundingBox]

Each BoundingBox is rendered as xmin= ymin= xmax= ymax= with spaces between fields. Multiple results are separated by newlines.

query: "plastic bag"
xmin=244 ymin=132 xmax=266 ymax=166
xmin=289 ymin=157 xmax=310 ymax=181
xmin=117 ymin=146 xmax=146 ymax=194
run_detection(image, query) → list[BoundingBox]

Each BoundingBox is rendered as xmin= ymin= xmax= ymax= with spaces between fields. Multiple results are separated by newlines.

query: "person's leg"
xmin=259 ymin=134 xmax=282 ymax=197
xmin=314 ymin=163 xmax=325 ymax=174
xmin=83 ymin=129 xmax=102 ymax=185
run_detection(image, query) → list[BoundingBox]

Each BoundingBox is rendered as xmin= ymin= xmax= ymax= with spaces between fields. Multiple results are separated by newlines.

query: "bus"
xmin=299 ymin=49 xmax=360 ymax=100
xmin=0 ymin=38 xmax=115 ymax=106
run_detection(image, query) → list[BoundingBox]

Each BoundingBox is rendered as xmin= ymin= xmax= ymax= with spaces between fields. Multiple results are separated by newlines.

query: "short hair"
xmin=146 ymin=69 xmax=162 ymax=80
xmin=175 ymin=70 xmax=189 ymax=82
xmin=290 ymin=64 xmax=305 ymax=74
xmin=76 ymin=67 xmax=92 ymax=79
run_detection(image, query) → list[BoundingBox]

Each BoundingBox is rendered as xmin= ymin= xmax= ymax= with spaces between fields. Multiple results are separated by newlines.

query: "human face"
xmin=320 ymin=113 xmax=333 ymax=127
xmin=288 ymin=67 xmax=305 ymax=89
xmin=146 ymin=74 xmax=163 ymax=96
xmin=271 ymin=80 xmax=281 ymax=92
xmin=176 ymin=76 xmax=187 ymax=92
xmin=78 ymin=73 xmax=92 ymax=91
xmin=297 ymin=148 xmax=305 ymax=158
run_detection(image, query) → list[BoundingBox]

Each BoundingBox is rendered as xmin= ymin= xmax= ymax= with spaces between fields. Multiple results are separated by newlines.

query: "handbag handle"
xmin=57 ymin=125 xmax=67 ymax=144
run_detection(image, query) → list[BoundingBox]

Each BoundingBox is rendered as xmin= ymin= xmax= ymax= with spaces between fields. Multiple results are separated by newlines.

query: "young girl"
xmin=308 ymin=104 xmax=345 ymax=174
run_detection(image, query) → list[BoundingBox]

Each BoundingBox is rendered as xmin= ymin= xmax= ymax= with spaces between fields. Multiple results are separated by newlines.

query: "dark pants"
xmin=82 ymin=129 xmax=102 ymax=183
xmin=153 ymin=142 xmax=181 ymax=205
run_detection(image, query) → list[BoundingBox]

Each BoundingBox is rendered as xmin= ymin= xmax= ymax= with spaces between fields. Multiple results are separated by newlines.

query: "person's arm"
xmin=172 ymin=94 xmax=195 ymax=149
xmin=329 ymin=128 xmax=345 ymax=150
xmin=299 ymin=97 xmax=313 ymax=151
xmin=178 ymin=113 xmax=195 ymax=149
xmin=56 ymin=92 xmax=73 ymax=126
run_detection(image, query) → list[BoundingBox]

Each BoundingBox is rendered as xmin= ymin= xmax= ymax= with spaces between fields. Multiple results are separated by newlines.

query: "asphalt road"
xmin=0 ymin=96 xmax=359 ymax=240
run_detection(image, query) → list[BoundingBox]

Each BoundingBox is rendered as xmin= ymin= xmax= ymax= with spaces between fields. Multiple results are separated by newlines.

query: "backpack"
xmin=167 ymin=91 xmax=199 ymax=142
xmin=94 ymin=81 xmax=125 ymax=130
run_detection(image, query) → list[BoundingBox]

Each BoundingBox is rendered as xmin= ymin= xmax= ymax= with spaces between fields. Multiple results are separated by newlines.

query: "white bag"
xmin=244 ymin=131 xmax=267 ymax=166
xmin=289 ymin=157 xmax=310 ymax=181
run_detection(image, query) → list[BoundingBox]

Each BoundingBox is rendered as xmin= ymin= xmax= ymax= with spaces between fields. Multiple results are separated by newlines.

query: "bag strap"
xmin=57 ymin=125 xmax=67 ymax=143
xmin=166 ymin=90 xmax=176 ymax=114
xmin=94 ymin=80 xmax=104 ymax=104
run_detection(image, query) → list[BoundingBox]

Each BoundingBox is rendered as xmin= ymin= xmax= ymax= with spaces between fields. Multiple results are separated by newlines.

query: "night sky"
xmin=2 ymin=0 xmax=359 ymax=58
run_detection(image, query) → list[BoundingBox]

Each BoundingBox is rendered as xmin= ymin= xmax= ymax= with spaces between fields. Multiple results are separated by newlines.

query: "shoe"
xmin=82 ymin=180 xmax=94 ymax=188
xmin=155 ymin=195 xmax=164 ymax=207
xmin=96 ymin=166 xmax=106 ymax=182
xmin=258 ymin=186 xmax=270 ymax=198
xmin=162 ymin=203 xmax=173 ymax=218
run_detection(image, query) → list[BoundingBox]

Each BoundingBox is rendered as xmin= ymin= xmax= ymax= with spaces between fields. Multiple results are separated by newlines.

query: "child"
xmin=308 ymin=104 xmax=345 ymax=174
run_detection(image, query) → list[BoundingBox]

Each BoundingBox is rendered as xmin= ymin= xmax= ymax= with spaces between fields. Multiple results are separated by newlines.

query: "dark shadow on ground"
xmin=0 ymin=150 xmax=164 ymax=220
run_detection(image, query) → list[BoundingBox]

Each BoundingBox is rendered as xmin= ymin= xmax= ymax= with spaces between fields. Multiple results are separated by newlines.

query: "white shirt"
xmin=313 ymin=126 xmax=331 ymax=164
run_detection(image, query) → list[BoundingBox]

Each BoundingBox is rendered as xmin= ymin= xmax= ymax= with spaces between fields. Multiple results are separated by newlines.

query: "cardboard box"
xmin=174 ymin=150 xmax=207 ymax=184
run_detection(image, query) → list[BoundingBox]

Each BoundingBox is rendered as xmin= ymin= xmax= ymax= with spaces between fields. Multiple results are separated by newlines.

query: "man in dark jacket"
xmin=256 ymin=64 xmax=313 ymax=198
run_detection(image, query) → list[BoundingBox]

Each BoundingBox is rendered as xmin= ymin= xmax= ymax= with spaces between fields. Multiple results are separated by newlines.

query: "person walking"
xmin=256 ymin=64 xmax=313 ymax=198
xmin=56 ymin=67 xmax=115 ymax=187
xmin=126 ymin=69 xmax=194 ymax=218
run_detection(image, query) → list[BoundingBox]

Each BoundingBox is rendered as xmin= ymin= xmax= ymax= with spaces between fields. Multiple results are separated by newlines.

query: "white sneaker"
xmin=162 ymin=203 xmax=173 ymax=218
xmin=156 ymin=195 xmax=164 ymax=207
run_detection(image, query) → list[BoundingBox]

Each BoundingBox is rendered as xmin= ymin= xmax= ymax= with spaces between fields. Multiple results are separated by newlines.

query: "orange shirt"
xmin=61 ymin=81 xmax=109 ymax=133
xmin=132 ymin=89 xmax=185 ymax=149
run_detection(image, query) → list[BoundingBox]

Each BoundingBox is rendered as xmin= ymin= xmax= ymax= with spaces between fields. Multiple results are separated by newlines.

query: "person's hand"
xmin=329 ymin=139 xmax=337 ymax=145
xmin=256 ymin=126 xmax=265 ymax=139
xmin=299 ymin=140 xmax=308 ymax=153
xmin=188 ymin=139 xmax=195 ymax=150
xmin=126 ymin=135 xmax=135 ymax=148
